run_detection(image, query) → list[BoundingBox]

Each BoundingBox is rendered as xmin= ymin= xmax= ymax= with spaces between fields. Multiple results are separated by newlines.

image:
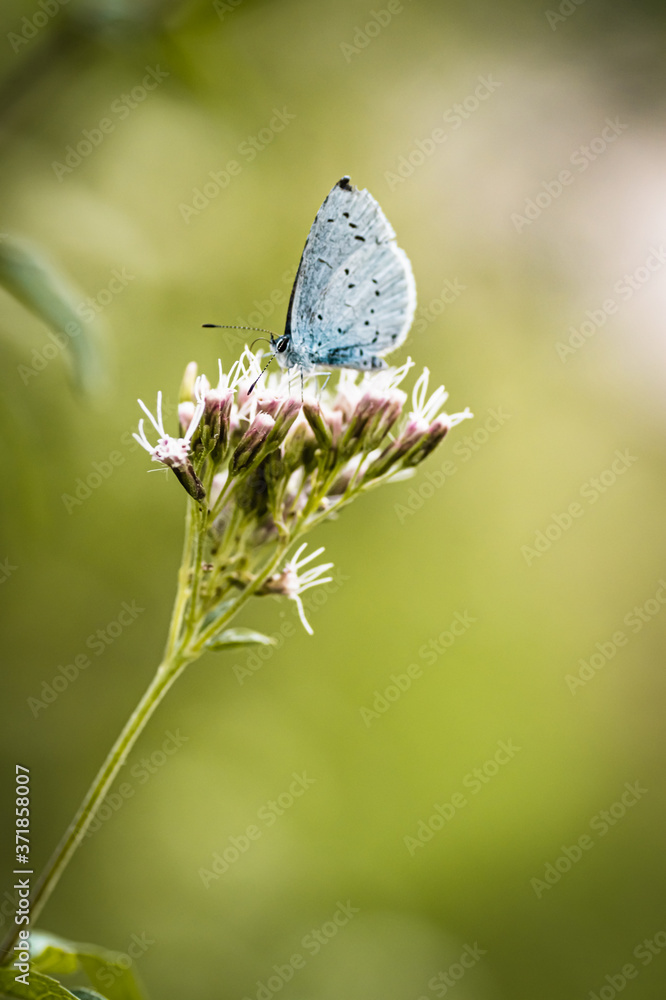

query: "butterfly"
xmin=273 ymin=175 xmax=416 ymax=374
xmin=205 ymin=176 xmax=416 ymax=386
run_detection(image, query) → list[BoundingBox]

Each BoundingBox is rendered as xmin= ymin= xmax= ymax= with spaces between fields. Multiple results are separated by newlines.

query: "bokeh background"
xmin=2 ymin=0 xmax=666 ymax=997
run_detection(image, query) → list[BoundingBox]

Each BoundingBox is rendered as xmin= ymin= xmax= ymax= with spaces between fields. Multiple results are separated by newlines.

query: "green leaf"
xmin=27 ymin=936 xmax=78 ymax=977
xmin=0 ymin=966 xmax=80 ymax=999
xmin=0 ymin=235 xmax=104 ymax=395
xmin=200 ymin=599 xmax=236 ymax=632
xmin=30 ymin=933 xmax=145 ymax=1000
xmin=205 ymin=627 xmax=277 ymax=652
xmin=77 ymin=955 xmax=142 ymax=1000
xmin=70 ymin=992 xmax=108 ymax=1000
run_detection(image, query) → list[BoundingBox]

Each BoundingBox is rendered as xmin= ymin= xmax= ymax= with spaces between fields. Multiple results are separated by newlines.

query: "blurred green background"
xmin=2 ymin=0 xmax=666 ymax=997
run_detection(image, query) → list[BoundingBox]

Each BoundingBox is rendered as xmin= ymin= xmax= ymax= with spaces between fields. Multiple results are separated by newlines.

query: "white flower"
xmin=133 ymin=378 xmax=206 ymax=468
xmin=409 ymin=367 xmax=473 ymax=429
xmin=449 ymin=406 xmax=474 ymax=427
xmin=217 ymin=349 xmax=260 ymax=392
xmin=379 ymin=356 xmax=416 ymax=391
xmin=273 ymin=543 xmax=334 ymax=635
xmin=410 ymin=367 xmax=448 ymax=424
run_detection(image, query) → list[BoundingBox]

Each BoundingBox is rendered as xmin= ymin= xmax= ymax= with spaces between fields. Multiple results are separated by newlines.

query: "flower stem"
xmin=193 ymin=538 xmax=291 ymax=652
xmin=0 ymin=495 xmax=209 ymax=966
xmin=164 ymin=498 xmax=199 ymax=662
xmin=0 ymin=654 xmax=190 ymax=965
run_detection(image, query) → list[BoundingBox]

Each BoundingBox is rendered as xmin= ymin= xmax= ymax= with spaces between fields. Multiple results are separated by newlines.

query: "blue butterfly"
xmin=205 ymin=177 xmax=416 ymax=385
xmin=272 ymin=176 xmax=417 ymax=374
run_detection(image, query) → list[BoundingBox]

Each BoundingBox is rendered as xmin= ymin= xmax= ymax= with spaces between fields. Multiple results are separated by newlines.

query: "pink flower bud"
xmin=229 ymin=412 xmax=275 ymax=476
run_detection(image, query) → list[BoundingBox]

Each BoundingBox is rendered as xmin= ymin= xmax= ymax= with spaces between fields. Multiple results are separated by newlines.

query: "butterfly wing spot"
xmin=343 ymin=211 xmax=350 ymax=218
xmin=354 ymin=235 xmax=366 ymax=242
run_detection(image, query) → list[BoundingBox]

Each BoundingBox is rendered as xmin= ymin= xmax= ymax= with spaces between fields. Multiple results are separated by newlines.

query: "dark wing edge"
xmin=285 ymin=176 xmax=356 ymax=339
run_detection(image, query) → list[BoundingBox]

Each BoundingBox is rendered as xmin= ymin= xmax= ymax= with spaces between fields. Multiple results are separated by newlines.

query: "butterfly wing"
xmin=285 ymin=176 xmax=416 ymax=370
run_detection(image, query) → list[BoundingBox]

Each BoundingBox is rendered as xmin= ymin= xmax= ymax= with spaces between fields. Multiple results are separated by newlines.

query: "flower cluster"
xmin=134 ymin=348 xmax=471 ymax=638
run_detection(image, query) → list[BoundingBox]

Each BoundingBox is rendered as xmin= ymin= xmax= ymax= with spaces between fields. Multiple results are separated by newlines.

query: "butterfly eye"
xmin=275 ymin=336 xmax=289 ymax=354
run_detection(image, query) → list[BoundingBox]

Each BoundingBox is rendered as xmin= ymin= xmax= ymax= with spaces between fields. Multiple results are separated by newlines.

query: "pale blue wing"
xmin=286 ymin=177 xmax=416 ymax=368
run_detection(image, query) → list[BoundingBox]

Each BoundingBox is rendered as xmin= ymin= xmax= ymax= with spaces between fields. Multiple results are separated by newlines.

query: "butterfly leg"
xmin=318 ymin=372 xmax=331 ymax=397
xmin=287 ymin=369 xmax=299 ymax=397
xmin=305 ymin=370 xmax=331 ymax=399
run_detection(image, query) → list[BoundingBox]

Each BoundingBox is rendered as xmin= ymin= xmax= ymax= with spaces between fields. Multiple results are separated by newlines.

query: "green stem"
xmin=186 ymin=502 xmax=208 ymax=634
xmin=164 ymin=499 xmax=198 ymax=662
xmin=193 ymin=538 xmax=291 ymax=652
xmin=0 ymin=653 xmax=190 ymax=965
xmin=0 ymin=443 xmax=344 ymax=965
xmin=0 ymin=492 xmax=209 ymax=966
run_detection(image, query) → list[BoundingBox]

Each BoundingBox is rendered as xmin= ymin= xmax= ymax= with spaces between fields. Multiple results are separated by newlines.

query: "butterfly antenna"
xmin=248 ymin=354 xmax=277 ymax=395
xmin=203 ymin=323 xmax=277 ymax=337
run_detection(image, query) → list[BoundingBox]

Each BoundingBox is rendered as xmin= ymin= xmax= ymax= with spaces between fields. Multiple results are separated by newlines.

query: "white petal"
xmin=132 ymin=420 xmax=153 ymax=453
xmin=298 ymin=576 xmax=333 ymax=594
xmin=293 ymin=594 xmax=314 ymax=635
xmin=138 ymin=396 xmax=164 ymax=437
